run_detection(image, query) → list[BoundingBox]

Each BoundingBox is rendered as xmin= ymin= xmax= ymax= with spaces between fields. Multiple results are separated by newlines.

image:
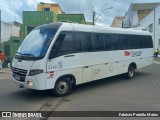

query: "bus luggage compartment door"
xmin=82 ymin=65 xmax=93 ymax=82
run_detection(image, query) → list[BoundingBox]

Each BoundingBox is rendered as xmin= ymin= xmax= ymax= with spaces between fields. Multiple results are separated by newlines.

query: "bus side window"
xmin=74 ymin=32 xmax=93 ymax=52
xmin=148 ymin=36 xmax=153 ymax=48
xmin=74 ymin=32 xmax=85 ymax=52
xmin=128 ymin=35 xmax=138 ymax=49
xmin=120 ymin=35 xmax=129 ymax=50
xmin=104 ymin=34 xmax=112 ymax=51
xmin=85 ymin=33 xmax=92 ymax=51
xmin=108 ymin=34 xmax=120 ymax=50
xmin=138 ymin=36 xmax=145 ymax=48
xmin=49 ymin=32 xmax=74 ymax=59
xmin=91 ymin=33 xmax=104 ymax=51
xmin=59 ymin=33 xmax=74 ymax=53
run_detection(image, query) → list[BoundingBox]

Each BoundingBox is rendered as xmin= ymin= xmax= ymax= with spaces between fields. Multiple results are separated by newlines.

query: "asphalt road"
xmin=0 ymin=64 xmax=160 ymax=120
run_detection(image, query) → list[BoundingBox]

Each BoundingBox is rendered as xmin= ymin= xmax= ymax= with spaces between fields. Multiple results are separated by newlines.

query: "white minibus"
xmin=12 ymin=22 xmax=153 ymax=96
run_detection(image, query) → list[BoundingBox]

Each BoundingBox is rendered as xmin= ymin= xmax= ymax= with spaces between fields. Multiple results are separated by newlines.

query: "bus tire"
xmin=53 ymin=77 xmax=72 ymax=97
xmin=125 ymin=65 xmax=135 ymax=79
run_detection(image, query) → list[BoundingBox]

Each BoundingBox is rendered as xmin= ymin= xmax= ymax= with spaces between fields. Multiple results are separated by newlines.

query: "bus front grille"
xmin=12 ymin=67 xmax=28 ymax=82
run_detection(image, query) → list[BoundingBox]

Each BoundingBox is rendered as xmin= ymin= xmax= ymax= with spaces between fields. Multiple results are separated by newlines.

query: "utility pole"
xmin=93 ymin=11 xmax=96 ymax=25
xmin=93 ymin=7 xmax=113 ymax=25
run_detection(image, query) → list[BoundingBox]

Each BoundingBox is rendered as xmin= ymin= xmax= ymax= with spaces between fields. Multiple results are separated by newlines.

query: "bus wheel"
xmin=125 ymin=66 xmax=135 ymax=79
xmin=53 ymin=77 xmax=72 ymax=96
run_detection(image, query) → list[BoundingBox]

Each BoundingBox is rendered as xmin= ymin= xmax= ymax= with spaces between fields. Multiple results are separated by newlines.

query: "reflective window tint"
xmin=120 ymin=35 xmax=129 ymax=49
xmin=52 ymin=32 xmax=74 ymax=56
xmin=85 ymin=33 xmax=92 ymax=51
xmin=143 ymin=36 xmax=149 ymax=48
xmin=148 ymin=36 xmax=153 ymax=48
xmin=74 ymin=33 xmax=82 ymax=51
xmin=107 ymin=34 xmax=120 ymax=50
xmin=75 ymin=32 xmax=92 ymax=51
xmin=60 ymin=33 xmax=74 ymax=52
xmin=112 ymin=36 xmax=121 ymax=50
xmin=138 ymin=36 xmax=146 ymax=48
xmin=50 ymin=31 xmax=153 ymax=58
xmin=91 ymin=33 xmax=104 ymax=51
xmin=104 ymin=34 xmax=112 ymax=50
xmin=128 ymin=35 xmax=137 ymax=49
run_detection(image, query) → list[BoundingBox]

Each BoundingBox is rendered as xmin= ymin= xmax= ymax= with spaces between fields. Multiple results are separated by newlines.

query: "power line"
xmin=94 ymin=7 xmax=113 ymax=22
xmin=78 ymin=0 xmax=82 ymax=13
xmin=94 ymin=10 xmax=113 ymax=23
xmin=89 ymin=0 xmax=93 ymax=11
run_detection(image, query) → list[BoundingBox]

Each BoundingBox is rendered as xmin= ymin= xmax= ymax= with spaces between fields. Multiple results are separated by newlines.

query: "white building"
xmin=0 ymin=21 xmax=20 ymax=43
xmin=139 ymin=5 xmax=160 ymax=49
xmin=111 ymin=16 xmax=124 ymax=28
xmin=123 ymin=3 xmax=160 ymax=28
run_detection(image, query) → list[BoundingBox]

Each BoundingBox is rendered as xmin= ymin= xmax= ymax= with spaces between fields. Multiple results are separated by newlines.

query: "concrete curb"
xmin=153 ymin=61 xmax=160 ymax=65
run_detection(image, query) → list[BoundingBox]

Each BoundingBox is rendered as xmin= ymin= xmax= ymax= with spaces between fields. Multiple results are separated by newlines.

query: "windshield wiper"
xmin=16 ymin=52 xmax=22 ymax=55
xmin=15 ymin=53 xmax=37 ymax=60
xmin=22 ymin=53 xmax=35 ymax=58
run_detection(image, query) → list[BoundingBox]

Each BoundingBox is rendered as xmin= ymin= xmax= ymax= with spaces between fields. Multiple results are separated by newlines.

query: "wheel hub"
xmin=129 ymin=70 xmax=133 ymax=77
xmin=57 ymin=81 xmax=68 ymax=94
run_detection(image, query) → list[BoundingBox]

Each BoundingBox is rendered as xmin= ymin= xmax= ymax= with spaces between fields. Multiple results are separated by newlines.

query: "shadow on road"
xmin=72 ymin=71 xmax=150 ymax=94
xmin=10 ymin=71 xmax=150 ymax=99
xmin=10 ymin=89 xmax=54 ymax=100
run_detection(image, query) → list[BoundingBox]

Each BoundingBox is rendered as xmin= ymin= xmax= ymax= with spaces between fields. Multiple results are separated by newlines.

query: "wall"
xmin=11 ymin=25 xmax=20 ymax=37
xmin=57 ymin=14 xmax=86 ymax=24
xmin=111 ymin=16 xmax=124 ymax=28
xmin=37 ymin=3 xmax=62 ymax=14
xmin=155 ymin=6 xmax=160 ymax=49
xmin=3 ymin=37 xmax=23 ymax=62
xmin=123 ymin=4 xmax=132 ymax=28
xmin=123 ymin=3 xmax=159 ymax=28
xmin=139 ymin=11 xmax=154 ymax=44
xmin=23 ymin=11 xmax=57 ymax=26
xmin=131 ymin=10 xmax=139 ymax=27
xmin=22 ymin=11 xmax=57 ymax=37
xmin=139 ymin=5 xmax=160 ymax=49
xmin=0 ymin=21 xmax=20 ymax=43
xmin=1 ymin=22 xmax=12 ymax=43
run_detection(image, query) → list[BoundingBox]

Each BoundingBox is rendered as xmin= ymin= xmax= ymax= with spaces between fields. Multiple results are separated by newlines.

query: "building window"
xmin=149 ymin=24 xmax=153 ymax=33
xmin=43 ymin=8 xmax=50 ymax=11
xmin=159 ymin=18 xmax=160 ymax=25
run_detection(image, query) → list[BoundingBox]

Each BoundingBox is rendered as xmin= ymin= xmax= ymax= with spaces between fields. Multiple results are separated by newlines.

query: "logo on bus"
xmin=124 ymin=51 xmax=142 ymax=57
xmin=47 ymin=71 xmax=54 ymax=79
xmin=124 ymin=51 xmax=131 ymax=56
xmin=131 ymin=51 xmax=142 ymax=57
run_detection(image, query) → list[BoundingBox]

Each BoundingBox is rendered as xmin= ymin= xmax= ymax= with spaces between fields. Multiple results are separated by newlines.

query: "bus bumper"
xmin=12 ymin=73 xmax=46 ymax=90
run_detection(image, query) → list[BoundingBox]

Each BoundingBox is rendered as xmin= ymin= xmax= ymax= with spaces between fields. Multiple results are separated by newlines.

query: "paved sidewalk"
xmin=154 ymin=57 xmax=160 ymax=62
xmin=0 ymin=68 xmax=12 ymax=80
xmin=0 ymin=68 xmax=12 ymax=74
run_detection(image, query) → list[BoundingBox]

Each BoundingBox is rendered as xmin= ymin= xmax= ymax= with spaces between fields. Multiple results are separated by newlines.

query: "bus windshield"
xmin=17 ymin=27 xmax=57 ymax=60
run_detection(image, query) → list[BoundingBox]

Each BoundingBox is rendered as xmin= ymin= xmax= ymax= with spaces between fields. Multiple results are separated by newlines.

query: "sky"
xmin=0 ymin=0 xmax=160 ymax=26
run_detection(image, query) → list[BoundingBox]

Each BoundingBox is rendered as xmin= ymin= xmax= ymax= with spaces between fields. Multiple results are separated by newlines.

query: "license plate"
xmin=15 ymin=75 xmax=20 ymax=81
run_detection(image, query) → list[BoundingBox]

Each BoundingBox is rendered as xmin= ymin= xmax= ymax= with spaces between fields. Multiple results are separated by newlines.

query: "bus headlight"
xmin=27 ymin=81 xmax=33 ymax=87
xmin=29 ymin=69 xmax=43 ymax=76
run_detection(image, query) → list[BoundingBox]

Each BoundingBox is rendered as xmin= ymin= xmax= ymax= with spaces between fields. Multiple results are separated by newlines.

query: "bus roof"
xmin=39 ymin=22 xmax=151 ymax=36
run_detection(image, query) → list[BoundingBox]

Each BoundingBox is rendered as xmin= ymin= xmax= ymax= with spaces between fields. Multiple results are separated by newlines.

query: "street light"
xmin=93 ymin=7 xmax=113 ymax=25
